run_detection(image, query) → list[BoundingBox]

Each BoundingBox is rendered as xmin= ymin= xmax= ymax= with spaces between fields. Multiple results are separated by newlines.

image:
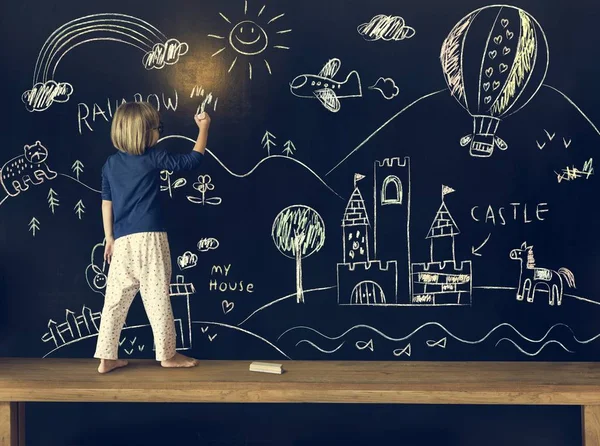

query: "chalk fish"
xmin=289 ymin=58 xmax=362 ymax=113
xmin=426 ymin=337 xmax=447 ymax=349
xmin=393 ymin=343 xmax=411 ymax=357
xmin=355 ymin=339 xmax=374 ymax=351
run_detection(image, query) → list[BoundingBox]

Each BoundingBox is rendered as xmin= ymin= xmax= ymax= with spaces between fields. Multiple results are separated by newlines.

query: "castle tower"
xmin=337 ymin=173 xmax=398 ymax=305
xmin=411 ymin=185 xmax=472 ymax=306
xmin=374 ymin=157 xmax=411 ymax=303
xmin=426 ymin=186 xmax=460 ymax=263
xmin=342 ymin=174 xmax=370 ymax=264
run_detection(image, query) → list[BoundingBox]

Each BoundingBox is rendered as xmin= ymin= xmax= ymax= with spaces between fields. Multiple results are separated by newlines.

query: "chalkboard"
xmin=1 ymin=0 xmax=599 ymax=364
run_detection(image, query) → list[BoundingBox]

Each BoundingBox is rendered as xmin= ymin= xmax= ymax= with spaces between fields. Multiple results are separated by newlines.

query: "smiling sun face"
xmin=229 ymin=20 xmax=268 ymax=55
xmin=209 ymin=1 xmax=291 ymax=79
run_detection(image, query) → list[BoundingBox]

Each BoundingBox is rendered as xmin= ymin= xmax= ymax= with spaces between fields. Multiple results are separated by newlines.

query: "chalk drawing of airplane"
xmin=289 ymin=58 xmax=362 ymax=113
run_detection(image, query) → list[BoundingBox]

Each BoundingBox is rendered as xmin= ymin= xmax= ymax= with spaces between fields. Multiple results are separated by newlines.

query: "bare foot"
xmin=98 ymin=359 xmax=129 ymax=374
xmin=161 ymin=353 xmax=199 ymax=368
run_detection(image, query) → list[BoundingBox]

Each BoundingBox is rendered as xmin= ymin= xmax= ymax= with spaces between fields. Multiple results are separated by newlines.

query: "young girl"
xmin=94 ymin=102 xmax=210 ymax=373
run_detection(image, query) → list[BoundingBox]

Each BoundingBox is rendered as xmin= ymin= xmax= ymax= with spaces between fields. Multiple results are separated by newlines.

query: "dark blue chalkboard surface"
xmin=3 ymin=0 xmax=598 ymax=444
xmin=2 ymin=0 xmax=599 ymax=368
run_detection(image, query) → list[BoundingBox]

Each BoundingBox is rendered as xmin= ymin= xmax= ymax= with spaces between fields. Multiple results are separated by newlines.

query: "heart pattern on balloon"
xmin=440 ymin=5 xmax=549 ymax=158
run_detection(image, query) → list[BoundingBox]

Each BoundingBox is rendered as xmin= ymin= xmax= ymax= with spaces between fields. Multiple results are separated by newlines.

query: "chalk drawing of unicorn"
xmin=509 ymin=242 xmax=575 ymax=306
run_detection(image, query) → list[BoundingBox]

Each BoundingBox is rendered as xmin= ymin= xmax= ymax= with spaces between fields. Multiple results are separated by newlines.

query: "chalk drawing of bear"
xmin=0 ymin=141 xmax=57 ymax=197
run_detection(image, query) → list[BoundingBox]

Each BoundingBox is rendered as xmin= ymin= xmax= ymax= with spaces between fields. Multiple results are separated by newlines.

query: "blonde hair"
xmin=111 ymin=102 xmax=160 ymax=155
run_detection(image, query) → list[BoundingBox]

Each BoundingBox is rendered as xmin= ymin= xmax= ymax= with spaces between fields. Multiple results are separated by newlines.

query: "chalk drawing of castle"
xmin=336 ymin=157 xmax=472 ymax=306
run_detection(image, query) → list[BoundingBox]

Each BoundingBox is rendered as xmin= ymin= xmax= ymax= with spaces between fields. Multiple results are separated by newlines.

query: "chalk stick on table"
xmin=249 ymin=361 xmax=284 ymax=374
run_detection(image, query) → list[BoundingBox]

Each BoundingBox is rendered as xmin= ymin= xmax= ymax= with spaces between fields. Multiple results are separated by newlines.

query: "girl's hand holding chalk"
xmin=192 ymin=112 xmax=211 ymax=155
xmin=194 ymin=112 xmax=211 ymax=131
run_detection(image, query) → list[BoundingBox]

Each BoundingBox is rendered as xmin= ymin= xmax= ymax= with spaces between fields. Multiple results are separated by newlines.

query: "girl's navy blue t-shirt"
xmin=101 ymin=147 xmax=203 ymax=239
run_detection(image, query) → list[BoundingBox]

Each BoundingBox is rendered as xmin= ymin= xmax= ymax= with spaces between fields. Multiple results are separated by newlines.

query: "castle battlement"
xmin=375 ymin=157 xmax=410 ymax=168
xmin=337 ymin=260 xmax=398 ymax=304
xmin=411 ymin=260 xmax=472 ymax=305
xmin=338 ymin=260 xmax=396 ymax=273
xmin=412 ymin=260 xmax=472 ymax=274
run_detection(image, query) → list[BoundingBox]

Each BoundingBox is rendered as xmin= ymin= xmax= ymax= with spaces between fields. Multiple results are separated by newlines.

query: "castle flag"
xmin=441 ymin=185 xmax=455 ymax=198
xmin=354 ymin=173 xmax=366 ymax=188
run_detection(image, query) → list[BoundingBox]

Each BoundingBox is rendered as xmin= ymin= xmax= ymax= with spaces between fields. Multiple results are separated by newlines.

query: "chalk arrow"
xmin=472 ymin=233 xmax=491 ymax=257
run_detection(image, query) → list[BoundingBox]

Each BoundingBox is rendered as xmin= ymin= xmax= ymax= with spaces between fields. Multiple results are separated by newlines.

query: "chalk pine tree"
xmin=261 ymin=131 xmax=277 ymax=156
xmin=282 ymin=140 xmax=296 ymax=157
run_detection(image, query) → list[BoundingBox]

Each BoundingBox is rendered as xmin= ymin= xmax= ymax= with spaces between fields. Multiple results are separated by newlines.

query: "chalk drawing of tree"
xmin=261 ymin=130 xmax=277 ymax=157
xmin=271 ymin=205 xmax=326 ymax=303
xmin=282 ymin=140 xmax=296 ymax=157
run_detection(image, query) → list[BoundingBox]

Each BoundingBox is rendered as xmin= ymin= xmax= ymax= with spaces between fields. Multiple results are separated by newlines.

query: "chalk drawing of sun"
xmin=208 ymin=0 xmax=291 ymax=79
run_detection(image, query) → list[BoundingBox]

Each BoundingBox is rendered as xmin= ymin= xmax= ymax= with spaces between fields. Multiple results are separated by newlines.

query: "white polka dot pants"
xmin=94 ymin=232 xmax=177 ymax=361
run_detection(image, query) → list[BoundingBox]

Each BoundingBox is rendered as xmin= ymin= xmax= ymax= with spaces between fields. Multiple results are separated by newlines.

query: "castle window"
xmin=381 ymin=175 xmax=403 ymax=205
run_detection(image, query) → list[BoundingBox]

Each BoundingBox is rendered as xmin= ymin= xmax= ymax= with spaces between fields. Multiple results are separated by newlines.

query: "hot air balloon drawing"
xmin=440 ymin=6 xmax=549 ymax=158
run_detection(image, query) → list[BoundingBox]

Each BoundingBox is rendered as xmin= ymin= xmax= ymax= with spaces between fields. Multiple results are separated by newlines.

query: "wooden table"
xmin=1 ymin=359 xmax=600 ymax=445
